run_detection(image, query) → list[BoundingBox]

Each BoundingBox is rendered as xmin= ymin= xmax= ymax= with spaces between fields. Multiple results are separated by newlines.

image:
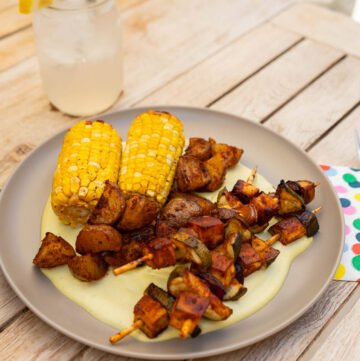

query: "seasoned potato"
xmin=76 ymin=224 xmax=122 ymax=255
xmin=33 ymin=232 xmax=75 ymax=268
xmin=117 ymin=194 xmax=160 ymax=230
xmin=203 ymin=153 xmax=227 ymax=192
xmin=209 ymin=138 xmax=243 ymax=169
xmin=170 ymin=192 xmax=217 ymax=216
xmin=87 ymin=180 xmax=126 ymax=225
xmin=104 ymin=239 xmax=145 ymax=267
xmin=175 ymin=156 xmax=211 ymax=192
xmin=184 ymin=138 xmax=212 ymax=161
xmin=68 ymin=254 xmax=108 ymax=282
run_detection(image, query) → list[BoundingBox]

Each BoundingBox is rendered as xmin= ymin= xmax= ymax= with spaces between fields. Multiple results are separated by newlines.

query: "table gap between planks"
xmin=0 ymin=1 xmax=359 ymax=360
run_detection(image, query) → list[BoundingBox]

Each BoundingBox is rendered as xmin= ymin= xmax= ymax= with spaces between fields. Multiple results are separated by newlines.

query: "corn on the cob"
xmin=119 ymin=110 xmax=185 ymax=205
xmin=51 ymin=120 xmax=122 ymax=227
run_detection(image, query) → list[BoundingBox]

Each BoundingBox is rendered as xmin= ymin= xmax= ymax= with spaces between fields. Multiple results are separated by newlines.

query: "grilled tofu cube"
xmin=184 ymin=138 xmax=212 ymax=161
xmin=268 ymin=217 xmax=306 ymax=245
xmin=187 ymin=216 xmax=224 ymax=249
xmin=238 ymin=243 xmax=262 ymax=276
xmin=231 ymin=179 xmax=260 ymax=204
xmin=134 ymin=295 xmax=169 ymax=338
xmin=144 ymin=237 xmax=177 ymax=269
xmin=211 ymin=251 xmax=235 ymax=287
xmin=250 ymin=192 xmax=279 ymax=225
xmin=262 ymin=246 xmax=280 ymax=266
xmin=170 ymin=292 xmax=209 ymax=338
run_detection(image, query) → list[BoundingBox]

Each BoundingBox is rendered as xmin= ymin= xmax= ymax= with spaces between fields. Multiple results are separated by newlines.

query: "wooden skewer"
xmin=180 ymin=319 xmax=193 ymax=338
xmin=113 ymin=254 xmax=154 ymax=276
xmin=246 ymin=166 xmax=257 ymax=184
xmin=312 ymin=206 xmax=322 ymax=215
xmin=109 ymin=319 xmax=143 ymax=344
xmin=314 ymin=182 xmax=320 ymax=187
xmin=265 ymin=233 xmax=280 ymax=247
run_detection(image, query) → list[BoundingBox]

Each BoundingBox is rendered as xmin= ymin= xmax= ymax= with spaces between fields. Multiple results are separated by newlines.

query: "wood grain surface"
xmin=0 ymin=1 xmax=359 ymax=360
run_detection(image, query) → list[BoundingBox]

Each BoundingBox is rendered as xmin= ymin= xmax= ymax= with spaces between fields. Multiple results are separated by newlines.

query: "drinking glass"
xmin=33 ymin=0 xmax=123 ymax=116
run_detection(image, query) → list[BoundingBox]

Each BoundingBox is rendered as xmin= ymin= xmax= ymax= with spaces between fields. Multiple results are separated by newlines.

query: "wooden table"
xmin=1 ymin=1 xmax=360 ymax=360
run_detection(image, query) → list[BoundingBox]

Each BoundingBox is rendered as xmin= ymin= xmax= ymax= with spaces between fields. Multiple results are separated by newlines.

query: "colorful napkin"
xmin=320 ymin=165 xmax=360 ymax=282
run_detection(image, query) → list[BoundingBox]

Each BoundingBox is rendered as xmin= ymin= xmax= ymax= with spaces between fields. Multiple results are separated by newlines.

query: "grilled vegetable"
xmin=209 ymin=138 xmax=243 ymax=169
xmin=117 ymin=194 xmax=160 ymax=231
xmin=286 ymin=180 xmax=317 ymax=204
xmin=231 ymin=179 xmax=260 ymax=204
xmin=276 ymin=180 xmax=305 ymax=215
xmin=217 ymin=207 xmax=237 ymax=222
xmin=145 ymin=283 xmax=175 ymax=311
xmin=87 ymin=180 xmax=126 ymax=225
xmin=296 ymin=210 xmax=320 ymax=236
xmin=217 ymin=187 xmax=243 ymax=210
xmin=194 ymin=272 xmax=226 ymax=300
xmin=223 ymin=279 xmax=247 ymax=301
xmin=51 ymin=120 xmax=122 ymax=227
xmin=173 ymin=231 xmax=212 ymax=270
xmin=210 ymin=251 xmax=235 ymax=287
xmin=225 ymin=218 xmax=252 ymax=244
xmin=249 ymin=192 xmax=279 ymax=225
xmin=119 ymin=110 xmax=185 ymax=205
xmin=33 ymin=232 xmax=75 ymax=268
xmin=68 ymin=254 xmax=108 ymax=282
xmin=187 ymin=216 xmax=224 ymax=249
xmin=184 ymin=138 xmax=212 ymax=161
xmin=203 ymin=153 xmax=227 ymax=191
xmin=170 ymin=292 xmax=209 ymax=338
xmin=175 ymin=155 xmax=211 ymax=192
xmin=76 ymin=224 xmax=122 ymax=254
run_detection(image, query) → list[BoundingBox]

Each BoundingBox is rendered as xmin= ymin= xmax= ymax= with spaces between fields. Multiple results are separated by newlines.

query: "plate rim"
xmin=0 ymin=105 xmax=344 ymax=359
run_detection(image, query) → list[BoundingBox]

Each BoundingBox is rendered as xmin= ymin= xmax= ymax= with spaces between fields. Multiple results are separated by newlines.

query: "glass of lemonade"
xmin=33 ymin=0 xmax=123 ymax=116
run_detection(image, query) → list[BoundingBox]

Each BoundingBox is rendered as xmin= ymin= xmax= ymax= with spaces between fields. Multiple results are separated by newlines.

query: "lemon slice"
xmin=19 ymin=0 xmax=52 ymax=14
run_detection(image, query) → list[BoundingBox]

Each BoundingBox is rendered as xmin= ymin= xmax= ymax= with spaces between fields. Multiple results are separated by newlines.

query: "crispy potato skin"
xmin=117 ymin=194 xmax=160 ymax=231
xmin=33 ymin=232 xmax=75 ymax=268
xmin=170 ymin=192 xmax=217 ymax=216
xmin=87 ymin=181 xmax=126 ymax=225
xmin=175 ymin=156 xmax=211 ymax=192
xmin=68 ymin=254 xmax=108 ymax=282
xmin=104 ymin=239 xmax=145 ymax=267
xmin=210 ymin=138 xmax=243 ymax=169
xmin=184 ymin=138 xmax=212 ymax=161
xmin=203 ymin=153 xmax=227 ymax=192
xmin=76 ymin=224 xmax=122 ymax=254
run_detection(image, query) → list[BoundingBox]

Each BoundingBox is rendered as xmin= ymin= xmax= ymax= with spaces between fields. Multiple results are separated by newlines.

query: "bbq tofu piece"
xmin=133 ymin=295 xmax=169 ymax=338
xmin=210 ymin=251 xmax=235 ymax=287
xmin=76 ymin=224 xmax=122 ymax=254
xmin=268 ymin=217 xmax=306 ymax=245
xmin=87 ymin=181 xmax=126 ymax=225
xmin=170 ymin=292 xmax=210 ymax=338
xmin=33 ymin=232 xmax=75 ymax=268
xmin=184 ymin=138 xmax=212 ymax=161
xmin=209 ymin=139 xmax=243 ymax=169
xmin=250 ymin=192 xmax=279 ymax=225
xmin=238 ymin=243 xmax=262 ymax=276
xmin=203 ymin=153 xmax=227 ymax=191
xmin=175 ymin=155 xmax=211 ymax=192
xmin=187 ymin=216 xmax=224 ymax=249
xmin=231 ymin=179 xmax=260 ymax=204
xmin=144 ymin=237 xmax=177 ymax=269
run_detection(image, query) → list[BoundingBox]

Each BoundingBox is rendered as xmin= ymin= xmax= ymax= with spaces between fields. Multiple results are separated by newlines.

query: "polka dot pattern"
xmin=322 ymin=165 xmax=360 ymax=281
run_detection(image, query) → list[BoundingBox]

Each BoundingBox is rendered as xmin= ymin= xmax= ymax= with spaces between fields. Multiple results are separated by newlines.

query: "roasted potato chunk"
xmin=33 ymin=232 xmax=75 ymax=268
xmin=209 ymin=138 xmax=243 ymax=169
xmin=170 ymin=192 xmax=217 ymax=216
xmin=187 ymin=216 xmax=224 ymax=249
xmin=68 ymin=254 xmax=108 ymax=282
xmin=76 ymin=224 xmax=122 ymax=255
xmin=117 ymin=194 xmax=160 ymax=230
xmin=103 ymin=239 xmax=144 ymax=267
xmin=203 ymin=153 xmax=227 ymax=191
xmin=87 ymin=180 xmax=126 ymax=225
xmin=184 ymin=138 xmax=212 ymax=161
xmin=175 ymin=156 xmax=211 ymax=192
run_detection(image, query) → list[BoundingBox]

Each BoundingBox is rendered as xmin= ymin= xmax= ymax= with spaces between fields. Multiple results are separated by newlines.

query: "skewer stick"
xmin=109 ymin=319 xmax=143 ymax=344
xmin=265 ymin=233 xmax=280 ymax=247
xmin=312 ymin=206 xmax=322 ymax=215
xmin=113 ymin=254 xmax=154 ymax=276
xmin=314 ymin=182 xmax=320 ymax=187
xmin=246 ymin=166 xmax=257 ymax=184
xmin=180 ymin=319 xmax=193 ymax=338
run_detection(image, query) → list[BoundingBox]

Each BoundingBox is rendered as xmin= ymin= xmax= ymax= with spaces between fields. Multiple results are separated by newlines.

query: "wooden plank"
xmin=212 ymin=39 xmax=344 ymax=122
xmin=0 ymin=7 xmax=31 ymax=39
xmin=263 ymin=56 xmax=360 ymax=150
xmin=302 ymin=286 xmax=360 ymax=361
xmin=0 ymin=311 xmax=84 ymax=361
xmin=308 ymin=105 xmax=360 ymax=167
xmin=138 ymin=23 xmax=302 ymax=107
xmin=271 ymin=3 xmax=360 ymax=58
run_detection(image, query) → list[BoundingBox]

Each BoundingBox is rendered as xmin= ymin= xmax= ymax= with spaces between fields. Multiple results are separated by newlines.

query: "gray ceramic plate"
xmin=0 ymin=107 xmax=343 ymax=359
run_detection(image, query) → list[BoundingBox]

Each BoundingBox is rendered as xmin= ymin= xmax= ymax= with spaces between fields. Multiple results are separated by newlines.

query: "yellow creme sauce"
xmin=41 ymin=163 xmax=312 ymax=342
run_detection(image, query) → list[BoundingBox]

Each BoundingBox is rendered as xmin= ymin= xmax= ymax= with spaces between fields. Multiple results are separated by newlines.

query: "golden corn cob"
xmin=119 ymin=110 xmax=185 ymax=205
xmin=51 ymin=120 xmax=122 ymax=227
